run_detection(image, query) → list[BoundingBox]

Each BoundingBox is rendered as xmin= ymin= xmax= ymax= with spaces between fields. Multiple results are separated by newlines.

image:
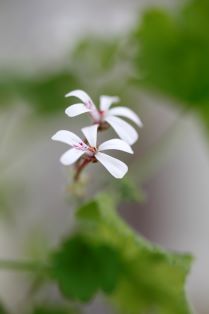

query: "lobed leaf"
xmin=76 ymin=194 xmax=193 ymax=314
xmin=50 ymin=234 xmax=122 ymax=302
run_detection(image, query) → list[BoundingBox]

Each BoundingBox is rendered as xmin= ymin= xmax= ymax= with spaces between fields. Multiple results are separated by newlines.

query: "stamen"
xmin=73 ymin=142 xmax=89 ymax=151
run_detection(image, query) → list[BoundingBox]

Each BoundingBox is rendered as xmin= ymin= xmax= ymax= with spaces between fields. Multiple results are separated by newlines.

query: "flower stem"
xmin=131 ymin=110 xmax=187 ymax=184
xmin=74 ymin=158 xmax=91 ymax=182
xmin=0 ymin=259 xmax=46 ymax=273
xmin=74 ymin=156 xmax=98 ymax=182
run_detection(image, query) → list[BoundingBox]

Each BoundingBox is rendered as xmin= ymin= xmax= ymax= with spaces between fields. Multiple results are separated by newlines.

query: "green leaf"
xmin=33 ymin=305 xmax=77 ymax=314
xmin=75 ymin=200 xmax=101 ymax=221
xmin=134 ymin=0 xmax=209 ymax=132
xmin=50 ymin=235 xmax=100 ymax=301
xmin=69 ymin=36 xmax=133 ymax=100
xmin=94 ymin=244 xmax=122 ymax=294
xmin=0 ymin=71 xmax=78 ymax=114
xmin=0 ymin=303 xmax=8 ymax=314
xmin=114 ymin=177 xmax=146 ymax=203
xmin=76 ymin=194 xmax=193 ymax=314
xmin=71 ymin=37 xmax=120 ymax=74
xmin=50 ymin=234 xmax=122 ymax=302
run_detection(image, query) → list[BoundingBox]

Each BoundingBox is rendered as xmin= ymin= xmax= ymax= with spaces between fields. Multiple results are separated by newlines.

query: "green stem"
xmin=131 ymin=112 xmax=185 ymax=184
xmin=74 ymin=158 xmax=91 ymax=182
xmin=0 ymin=259 xmax=47 ymax=273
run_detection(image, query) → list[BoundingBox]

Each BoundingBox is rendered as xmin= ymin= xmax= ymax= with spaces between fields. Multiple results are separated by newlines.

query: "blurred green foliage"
xmin=75 ymin=194 xmax=192 ymax=314
xmin=0 ymin=71 xmax=78 ymax=114
xmin=50 ymin=234 xmax=122 ymax=302
xmin=1 ymin=0 xmax=209 ymax=130
xmin=0 ymin=36 xmax=134 ymax=115
xmin=134 ymin=0 xmax=209 ymax=130
xmin=115 ymin=177 xmax=146 ymax=203
xmin=71 ymin=37 xmax=120 ymax=75
xmin=0 ymin=301 xmax=78 ymax=314
xmin=0 ymin=181 xmax=24 ymax=220
xmin=0 ymin=37 xmax=123 ymax=115
xmin=33 ymin=305 xmax=77 ymax=314
xmin=0 ymin=185 xmax=12 ymax=217
xmin=41 ymin=193 xmax=193 ymax=312
xmin=0 ymin=304 xmax=7 ymax=314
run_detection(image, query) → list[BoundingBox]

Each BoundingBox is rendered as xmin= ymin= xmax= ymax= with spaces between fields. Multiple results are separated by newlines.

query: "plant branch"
xmin=0 ymin=259 xmax=47 ymax=273
xmin=74 ymin=158 xmax=94 ymax=182
xmin=130 ymin=112 xmax=186 ymax=184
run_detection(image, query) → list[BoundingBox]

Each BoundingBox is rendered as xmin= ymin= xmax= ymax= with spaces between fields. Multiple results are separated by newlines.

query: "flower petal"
xmin=81 ymin=125 xmax=98 ymax=147
xmin=65 ymin=103 xmax=91 ymax=117
xmin=95 ymin=152 xmax=128 ymax=179
xmin=108 ymin=106 xmax=143 ymax=127
xmin=98 ymin=139 xmax=133 ymax=154
xmin=51 ymin=130 xmax=83 ymax=146
xmin=65 ymin=89 xmax=96 ymax=110
xmin=60 ymin=148 xmax=84 ymax=165
xmin=100 ymin=95 xmax=120 ymax=111
xmin=105 ymin=116 xmax=138 ymax=145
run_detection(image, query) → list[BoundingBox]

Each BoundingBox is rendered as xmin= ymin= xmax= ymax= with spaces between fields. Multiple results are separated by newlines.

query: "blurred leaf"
xmin=0 ymin=36 xmax=135 ymax=116
xmin=24 ymin=228 xmax=50 ymax=261
xmin=0 ymin=71 xmax=78 ymax=114
xmin=115 ymin=177 xmax=146 ymax=203
xmin=51 ymin=235 xmax=99 ymax=301
xmin=0 ymin=187 xmax=11 ymax=217
xmin=69 ymin=36 xmax=131 ymax=99
xmin=33 ymin=304 xmax=77 ymax=314
xmin=76 ymin=194 xmax=193 ymax=314
xmin=134 ymin=0 xmax=209 ymax=132
xmin=0 ymin=182 xmax=24 ymax=220
xmin=50 ymin=234 xmax=122 ymax=302
xmin=0 ymin=303 xmax=8 ymax=314
xmin=72 ymin=37 xmax=120 ymax=74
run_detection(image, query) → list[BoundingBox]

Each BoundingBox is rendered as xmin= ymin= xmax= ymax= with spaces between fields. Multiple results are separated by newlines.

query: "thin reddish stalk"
xmin=74 ymin=158 xmax=91 ymax=182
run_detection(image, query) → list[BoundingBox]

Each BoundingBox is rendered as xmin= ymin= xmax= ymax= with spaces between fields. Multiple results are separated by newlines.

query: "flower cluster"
xmin=52 ymin=90 xmax=142 ymax=179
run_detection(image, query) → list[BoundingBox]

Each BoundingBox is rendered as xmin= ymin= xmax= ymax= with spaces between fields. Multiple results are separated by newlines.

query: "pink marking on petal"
xmin=86 ymin=101 xmax=93 ymax=109
xmin=73 ymin=142 xmax=89 ymax=151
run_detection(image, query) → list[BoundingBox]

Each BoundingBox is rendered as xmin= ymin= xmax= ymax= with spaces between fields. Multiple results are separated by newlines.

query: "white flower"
xmin=52 ymin=125 xmax=133 ymax=179
xmin=64 ymin=90 xmax=143 ymax=145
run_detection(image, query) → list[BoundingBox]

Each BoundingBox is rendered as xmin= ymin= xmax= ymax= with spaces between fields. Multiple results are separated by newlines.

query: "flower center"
xmin=86 ymin=146 xmax=97 ymax=156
